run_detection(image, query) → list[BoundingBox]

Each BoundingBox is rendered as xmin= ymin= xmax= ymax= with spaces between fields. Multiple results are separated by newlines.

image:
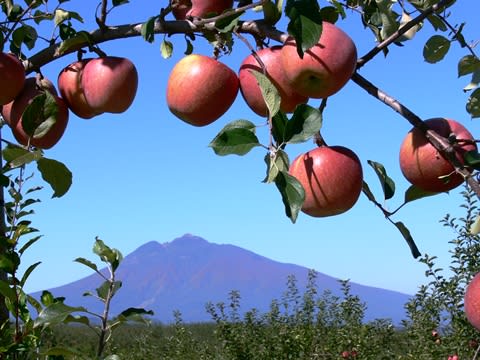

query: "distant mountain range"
xmin=35 ymin=234 xmax=411 ymax=323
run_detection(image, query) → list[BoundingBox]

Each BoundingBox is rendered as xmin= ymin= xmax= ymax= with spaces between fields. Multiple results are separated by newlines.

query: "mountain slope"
xmin=37 ymin=234 xmax=411 ymax=323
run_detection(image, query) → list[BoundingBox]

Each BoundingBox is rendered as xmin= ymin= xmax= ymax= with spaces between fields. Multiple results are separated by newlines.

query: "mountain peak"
xmin=167 ymin=234 xmax=210 ymax=247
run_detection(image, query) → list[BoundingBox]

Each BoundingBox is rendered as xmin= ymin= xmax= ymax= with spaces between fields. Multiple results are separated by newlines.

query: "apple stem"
xmin=314 ymin=132 xmax=326 ymax=147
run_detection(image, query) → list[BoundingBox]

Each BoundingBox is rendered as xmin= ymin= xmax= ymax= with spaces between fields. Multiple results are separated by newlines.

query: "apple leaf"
xmin=34 ymin=302 xmax=88 ymax=328
xmin=58 ymin=31 xmax=92 ymax=55
xmin=209 ymin=120 xmax=261 ymax=156
xmin=54 ymin=9 xmax=83 ymax=26
xmin=22 ymin=91 xmax=60 ymax=140
xmin=141 ymin=16 xmax=156 ymax=43
xmin=250 ymin=70 xmax=281 ymax=117
xmin=458 ymin=55 xmax=480 ymax=77
xmin=470 ymin=215 xmax=480 ymax=235
xmin=423 ymin=35 xmax=450 ymax=64
xmin=275 ymin=170 xmax=305 ymax=224
xmin=463 ymin=150 xmax=480 ymax=170
xmin=112 ymin=0 xmax=129 ymax=6
xmin=37 ymin=157 xmax=72 ymax=198
xmin=160 ymin=40 xmax=173 ymax=59
xmin=404 ymin=185 xmax=439 ymax=204
xmin=3 ymin=145 xmax=42 ymax=169
xmin=367 ymin=160 xmax=395 ymax=200
xmin=467 ymin=88 xmax=480 ymax=118
xmin=262 ymin=0 xmax=281 ymax=25
xmin=463 ymin=70 xmax=480 ymax=91
xmin=12 ymin=24 xmax=37 ymax=50
xmin=215 ymin=11 xmax=244 ymax=33
xmin=93 ymin=238 xmax=123 ymax=271
xmin=285 ymin=0 xmax=323 ymax=57
xmin=263 ymin=149 xmax=290 ymax=183
xmin=394 ymin=221 xmax=421 ymax=259
xmin=96 ymin=280 xmax=122 ymax=301
xmin=285 ymin=104 xmax=322 ymax=144
xmin=272 ymin=111 xmax=288 ymax=146
xmin=361 ymin=181 xmax=377 ymax=203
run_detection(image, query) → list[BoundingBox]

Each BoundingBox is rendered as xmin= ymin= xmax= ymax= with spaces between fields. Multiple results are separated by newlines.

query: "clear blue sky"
xmin=12 ymin=1 xmax=480 ymax=297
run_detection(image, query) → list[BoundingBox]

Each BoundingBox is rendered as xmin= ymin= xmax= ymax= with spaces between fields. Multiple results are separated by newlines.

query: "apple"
xmin=172 ymin=0 xmax=233 ymax=19
xmin=280 ymin=21 xmax=357 ymax=99
xmin=465 ymin=272 xmax=480 ymax=331
xmin=0 ymin=52 xmax=25 ymax=105
xmin=238 ymin=46 xmax=308 ymax=116
xmin=81 ymin=56 xmax=138 ymax=114
xmin=2 ymin=77 xmax=69 ymax=149
xmin=399 ymin=118 xmax=476 ymax=193
xmin=289 ymin=145 xmax=363 ymax=217
xmin=57 ymin=59 xmax=97 ymax=119
xmin=166 ymin=54 xmax=239 ymax=126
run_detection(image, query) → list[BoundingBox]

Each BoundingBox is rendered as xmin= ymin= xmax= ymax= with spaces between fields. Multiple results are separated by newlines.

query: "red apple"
xmin=465 ymin=272 xmax=480 ymax=331
xmin=238 ymin=46 xmax=308 ymax=116
xmin=81 ymin=56 xmax=138 ymax=114
xmin=2 ymin=77 xmax=68 ymax=149
xmin=399 ymin=118 xmax=476 ymax=193
xmin=166 ymin=54 xmax=239 ymax=126
xmin=289 ymin=145 xmax=363 ymax=217
xmin=58 ymin=59 xmax=97 ymax=119
xmin=0 ymin=52 xmax=25 ymax=105
xmin=280 ymin=21 xmax=357 ymax=99
xmin=172 ymin=0 xmax=233 ymax=19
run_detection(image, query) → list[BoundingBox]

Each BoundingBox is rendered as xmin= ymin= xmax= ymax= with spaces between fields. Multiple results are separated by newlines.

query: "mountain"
xmin=35 ymin=234 xmax=411 ymax=323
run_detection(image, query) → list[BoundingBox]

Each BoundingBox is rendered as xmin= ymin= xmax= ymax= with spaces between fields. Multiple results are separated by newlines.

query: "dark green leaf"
xmin=394 ymin=221 xmax=421 ymax=258
xmin=458 ymin=55 xmax=480 ymax=77
xmin=20 ymin=261 xmax=41 ymax=287
xmin=262 ymin=0 xmax=281 ymax=25
xmin=118 ymin=307 xmax=154 ymax=319
xmin=250 ymin=70 xmax=281 ymax=117
xmin=285 ymin=104 xmax=322 ymax=144
xmin=272 ymin=111 xmax=288 ymax=145
xmin=0 ymin=280 xmax=16 ymax=302
xmin=275 ymin=170 xmax=305 ymax=223
xmin=361 ymin=181 xmax=376 ymax=203
xmin=215 ymin=11 xmax=243 ymax=33
xmin=463 ymin=70 xmax=480 ymax=91
xmin=209 ymin=120 xmax=261 ymax=156
xmin=185 ymin=38 xmax=193 ymax=55
xmin=93 ymin=238 xmax=123 ymax=271
xmin=3 ymin=146 xmax=42 ymax=169
xmin=41 ymin=290 xmax=55 ymax=307
xmin=112 ymin=0 xmax=129 ymax=6
xmin=54 ymin=9 xmax=83 ymax=26
xmin=96 ymin=280 xmax=122 ymax=301
xmin=33 ymin=10 xmax=54 ymax=24
xmin=463 ymin=150 xmax=480 ymax=170
xmin=263 ymin=149 xmax=290 ymax=183
xmin=37 ymin=157 xmax=72 ymax=198
xmin=22 ymin=91 xmax=59 ymax=139
xmin=0 ymin=253 xmax=19 ymax=273
xmin=74 ymin=257 xmax=99 ymax=273
xmin=160 ymin=40 xmax=173 ymax=59
xmin=367 ymin=160 xmax=395 ymax=200
xmin=34 ymin=302 xmax=88 ymax=328
xmin=426 ymin=14 xmax=447 ymax=31
xmin=27 ymin=294 xmax=43 ymax=315
xmin=58 ymin=31 xmax=91 ymax=55
xmin=423 ymin=35 xmax=450 ymax=64
xmin=18 ymin=235 xmax=42 ymax=255
xmin=141 ymin=16 xmax=156 ymax=43
xmin=467 ymin=88 xmax=480 ymax=118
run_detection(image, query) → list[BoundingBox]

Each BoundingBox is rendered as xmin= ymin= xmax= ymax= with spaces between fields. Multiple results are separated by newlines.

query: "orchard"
xmin=0 ymin=0 xmax=479 ymax=358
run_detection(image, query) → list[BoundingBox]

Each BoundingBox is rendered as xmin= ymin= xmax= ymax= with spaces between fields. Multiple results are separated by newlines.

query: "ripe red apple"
xmin=280 ymin=21 xmax=357 ymax=99
xmin=172 ymin=0 xmax=233 ymax=19
xmin=81 ymin=56 xmax=138 ymax=114
xmin=399 ymin=118 xmax=476 ymax=193
xmin=2 ymin=77 xmax=68 ymax=149
xmin=465 ymin=272 xmax=480 ymax=331
xmin=289 ymin=145 xmax=363 ymax=217
xmin=0 ymin=52 xmax=25 ymax=105
xmin=166 ymin=54 xmax=239 ymax=126
xmin=57 ymin=59 xmax=97 ymax=119
xmin=238 ymin=46 xmax=308 ymax=116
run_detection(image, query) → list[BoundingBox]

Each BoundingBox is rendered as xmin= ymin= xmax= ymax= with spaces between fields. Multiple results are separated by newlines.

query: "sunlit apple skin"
xmin=0 ymin=53 xmax=25 ymax=105
xmin=58 ymin=59 xmax=97 ymax=119
xmin=172 ymin=0 xmax=233 ymax=19
xmin=238 ymin=46 xmax=308 ymax=116
xmin=1 ymin=77 xmax=68 ymax=149
xmin=81 ymin=56 xmax=138 ymax=114
xmin=289 ymin=145 xmax=363 ymax=217
xmin=280 ymin=22 xmax=357 ymax=99
xmin=464 ymin=272 xmax=480 ymax=331
xmin=166 ymin=54 xmax=239 ymax=126
xmin=399 ymin=118 xmax=476 ymax=193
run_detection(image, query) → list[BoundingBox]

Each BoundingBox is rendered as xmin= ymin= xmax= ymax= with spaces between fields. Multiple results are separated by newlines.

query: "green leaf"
xmin=215 ymin=11 xmax=243 ymax=33
xmin=34 ymin=302 xmax=88 ymax=328
xmin=33 ymin=10 xmax=54 ymax=24
xmin=58 ymin=31 xmax=92 ymax=55
xmin=185 ymin=38 xmax=193 ymax=55
xmin=285 ymin=104 xmax=322 ymax=144
xmin=262 ymin=0 xmax=281 ymax=25
xmin=93 ymin=238 xmax=123 ymax=271
xmin=37 ymin=157 xmax=72 ymax=198
xmin=74 ymin=257 xmax=99 ymax=273
xmin=470 ymin=215 xmax=480 ymax=235
xmin=423 ymin=35 xmax=450 ymax=64
xmin=4 ymin=147 xmax=43 ymax=169
xmin=112 ymin=0 xmax=129 ymax=6
xmin=209 ymin=120 xmax=261 ymax=156
xmin=22 ymin=91 xmax=60 ymax=139
xmin=160 ymin=40 xmax=173 ymax=59
xmin=11 ymin=25 xmax=37 ymax=50
xmin=40 ymin=290 xmax=55 ymax=307
xmin=117 ymin=307 xmax=154 ymax=320
xmin=250 ymin=70 xmax=281 ymax=117
xmin=54 ymin=9 xmax=83 ymax=26
xmin=426 ymin=14 xmax=447 ymax=31
xmin=18 ymin=235 xmax=42 ymax=255
xmin=263 ymin=149 xmax=290 ymax=183
xmin=463 ymin=150 xmax=480 ymax=170
xmin=0 ymin=280 xmax=16 ymax=302
xmin=272 ymin=111 xmax=288 ymax=145
xmin=394 ymin=221 xmax=421 ymax=258
xmin=285 ymin=0 xmax=323 ymax=56
xmin=367 ymin=160 xmax=395 ymax=200
xmin=404 ymin=185 xmax=438 ymax=204
xmin=458 ymin=55 xmax=480 ymax=77
xmin=467 ymin=88 xmax=480 ymax=118
xmin=96 ymin=280 xmax=122 ymax=301
xmin=20 ymin=261 xmax=41 ymax=287
xmin=463 ymin=70 xmax=480 ymax=91
xmin=275 ymin=170 xmax=305 ymax=223
xmin=361 ymin=181 xmax=376 ymax=203
xmin=141 ymin=16 xmax=156 ymax=43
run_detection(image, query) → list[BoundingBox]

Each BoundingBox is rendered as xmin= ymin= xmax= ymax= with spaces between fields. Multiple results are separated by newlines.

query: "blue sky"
xmin=10 ymin=1 xmax=480 ymax=297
